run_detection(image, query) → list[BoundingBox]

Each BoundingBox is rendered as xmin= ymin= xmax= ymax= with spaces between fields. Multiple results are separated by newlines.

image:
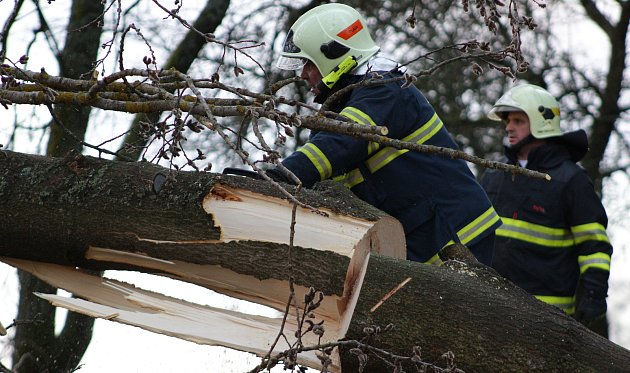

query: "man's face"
xmin=504 ymin=111 xmax=532 ymax=146
xmin=300 ymin=60 xmax=323 ymax=95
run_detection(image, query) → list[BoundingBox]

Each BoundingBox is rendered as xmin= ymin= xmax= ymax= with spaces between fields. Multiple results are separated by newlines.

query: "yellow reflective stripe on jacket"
xmin=333 ymin=169 xmax=364 ymax=189
xmin=578 ymin=252 xmax=611 ymax=273
xmin=341 ymin=106 xmax=377 ymax=126
xmin=340 ymin=106 xmax=380 ymax=154
xmin=496 ymin=217 xmax=574 ymax=247
xmin=571 ymin=222 xmax=610 ymax=244
xmin=443 ymin=207 xmax=501 ymax=248
xmin=534 ymin=295 xmax=575 ymax=315
xmin=297 ymin=143 xmax=332 ymax=180
xmin=366 ymin=113 xmax=443 ymax=174
xmin=424 ymin=253 xmax=443 ymax=266
xmin=458 ymin=206 xmax=501 ymax=244
xmin=334 ymin=112 xmax=443 ymax=189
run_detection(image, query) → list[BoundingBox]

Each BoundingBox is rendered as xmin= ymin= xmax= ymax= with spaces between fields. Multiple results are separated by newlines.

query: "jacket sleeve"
xmin=280 ymin=131 xmax=371 ymax=187
xmin=280 ymin=83 xmax=400 ymax=188
xmin=564 ymin=170 xmax=612 ymax=299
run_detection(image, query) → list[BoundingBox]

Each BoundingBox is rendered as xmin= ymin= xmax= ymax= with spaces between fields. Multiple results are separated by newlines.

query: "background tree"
xmin=10 ymin=1 xmax=104 ymax=372
xmin=2 ymin=1 xmax=234 ymax=371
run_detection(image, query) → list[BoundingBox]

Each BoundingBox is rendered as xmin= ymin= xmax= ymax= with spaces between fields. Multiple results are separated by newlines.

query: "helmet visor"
xmin=277 ymin=30 xmax=306 ymax=70
xmin=276 ymin=55 xmax=307 ymax=71
xmin=282 ymin=30 xmax=300 ymax=53
xmin=488 ymin=105 xmax=521 ymax=121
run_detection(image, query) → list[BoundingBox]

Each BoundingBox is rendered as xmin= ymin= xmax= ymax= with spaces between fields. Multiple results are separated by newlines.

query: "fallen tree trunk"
xmin=1 ymin=150 xmax=629 ymax=372
xmin=0 ymin=149 xmax=405 ymax=370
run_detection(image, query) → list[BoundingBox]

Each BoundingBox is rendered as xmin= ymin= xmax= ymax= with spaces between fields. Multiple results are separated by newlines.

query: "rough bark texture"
xmin=0 ymin=149 xmax=384 ymax=292
xmin=341 ymin=256 xmax=630 ymax=372
xmin=2 ymin=150 xmax=630 ymax=373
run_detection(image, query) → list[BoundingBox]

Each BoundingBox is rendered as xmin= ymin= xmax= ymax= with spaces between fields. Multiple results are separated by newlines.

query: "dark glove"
xmin=264 ymin=167 xmax=297 ymax=185
xmin=222 ymin=167 xmax=297 ymax=185
xmin=574 ymin=269 xmax=608 ymax=324
xmin=574 ymin=295 xmax=607 ymax=324
xmin=222 ymin=167 xmax=263 ymax=179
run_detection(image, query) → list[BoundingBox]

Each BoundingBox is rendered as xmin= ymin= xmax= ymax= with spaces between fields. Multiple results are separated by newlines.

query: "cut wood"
xmin=4 ymin=258 xmax=327 ymax=368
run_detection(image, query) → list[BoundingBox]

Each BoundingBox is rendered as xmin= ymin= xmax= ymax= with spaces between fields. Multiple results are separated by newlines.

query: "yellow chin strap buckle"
xmin=314 ymin=55 xmax=358 ymax=103
xmin=321 ymin=55 xmax=358 ymax=90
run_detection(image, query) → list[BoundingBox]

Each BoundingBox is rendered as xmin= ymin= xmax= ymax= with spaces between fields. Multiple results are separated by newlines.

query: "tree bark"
xmin=342 ymin=256 xmax=630 ymax=372
xmin=1 ymin=150 xmax=629 ymax=373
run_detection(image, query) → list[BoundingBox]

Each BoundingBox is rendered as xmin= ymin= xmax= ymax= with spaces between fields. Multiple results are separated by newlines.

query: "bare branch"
xmin=0 ymin=0 xmax=26 ymax=61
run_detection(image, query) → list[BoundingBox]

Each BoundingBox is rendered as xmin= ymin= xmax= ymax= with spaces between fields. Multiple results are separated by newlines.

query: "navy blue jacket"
xmin=481 ymin=131 xmax=612 ymax=314
xmin=280 ymin=72 xmax=501 ymax=262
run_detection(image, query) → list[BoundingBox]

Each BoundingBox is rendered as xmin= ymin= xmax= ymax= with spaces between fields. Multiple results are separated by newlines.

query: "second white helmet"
xmin=488 ymin=84 xmax=562 ymax=139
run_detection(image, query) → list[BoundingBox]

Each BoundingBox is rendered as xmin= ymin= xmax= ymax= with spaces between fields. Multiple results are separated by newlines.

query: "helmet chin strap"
xmin=314 ymin=89 xmax=329 ymax=104
xmin=314 ymin=55 xmax=358 ymax=104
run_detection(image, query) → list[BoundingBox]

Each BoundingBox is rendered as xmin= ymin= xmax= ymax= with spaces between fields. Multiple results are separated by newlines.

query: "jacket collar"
xmin=504 ymin=129 xmax=589 ymax=168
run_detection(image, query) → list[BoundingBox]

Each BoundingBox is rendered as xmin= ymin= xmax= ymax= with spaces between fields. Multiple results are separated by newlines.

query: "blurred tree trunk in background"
xmin=45 ymin=0 xmax=104 ymax=157
xmin=12 ymin=1 xmax=105 ymax=372
xmin=578 ymin=1 xmax=629 ymax=194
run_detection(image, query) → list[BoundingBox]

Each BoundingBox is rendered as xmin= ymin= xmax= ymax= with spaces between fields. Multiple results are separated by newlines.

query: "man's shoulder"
xmin=350 ymin=74 xmax=429 ymax=110
xmin=345 ymin=75 xmax=421 ymax=110
xmin=351 ymin=73 xmax=404 ymax=93
xmin=479 ymin=167 xmax=506 ymax=189
xmin=547 ymin=159 xmax=587 ymax=183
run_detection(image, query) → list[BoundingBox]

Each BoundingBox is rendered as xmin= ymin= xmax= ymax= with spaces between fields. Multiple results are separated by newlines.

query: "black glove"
xmin=574 ymin=269 xmax=608 ymax=324
xmin=264 ymin=167 xmax=297 ymax=185
xmin=222 ymin=167 xmax=263 ymax=179
xmin=575 ymin=294 xmax=607 ymax=324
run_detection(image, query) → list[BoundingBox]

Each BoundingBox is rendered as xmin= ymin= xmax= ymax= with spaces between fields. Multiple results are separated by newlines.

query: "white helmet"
xmin=276 ymin=3 xmax=380 ymax=77
xmin=488 ymin=84 xmax=562 ymax=139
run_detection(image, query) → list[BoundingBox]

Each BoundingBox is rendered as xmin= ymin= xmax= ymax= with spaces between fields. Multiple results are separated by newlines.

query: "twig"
xmin=1 ymin=65 xmax=548 ymax=179
xmin=0 ymin=0 xmax=26 ymax=61
xmin=45 ymin=104 xmax=133 ymax=160
xmin=176 ymin=71 xmax=330 ymax=212
xmin=370 ymin=277 xmax=412 ymax=313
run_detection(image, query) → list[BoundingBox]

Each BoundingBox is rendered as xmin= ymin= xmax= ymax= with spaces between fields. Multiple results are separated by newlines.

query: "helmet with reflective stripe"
xmin=488 ymin=84 xmax=562 ymax=139
xmin=276 ymin=3 xmax=380 ymax=77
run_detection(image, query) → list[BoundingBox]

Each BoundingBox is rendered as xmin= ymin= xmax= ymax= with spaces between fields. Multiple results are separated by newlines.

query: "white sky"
xmin=1 ymin=1 xmax=629 ymax=372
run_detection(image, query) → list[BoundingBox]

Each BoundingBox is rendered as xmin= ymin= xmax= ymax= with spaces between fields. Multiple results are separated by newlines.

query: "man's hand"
xmin=574 ymin=295 xmax=607 ymax=325
xmin=264 ymin=167 xmax=295 ymax=184
xmin=221 ymin=167 xmax=295 ymax=184
xmin=222 ymin=167 xmax=263 ymax=179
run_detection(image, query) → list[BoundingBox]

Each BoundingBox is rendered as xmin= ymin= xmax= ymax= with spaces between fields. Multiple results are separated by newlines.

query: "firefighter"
xmin=269 ymin=3 xmax=501 ymax=265
xmin=481 ymin=83 xmax=612 ymax=336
